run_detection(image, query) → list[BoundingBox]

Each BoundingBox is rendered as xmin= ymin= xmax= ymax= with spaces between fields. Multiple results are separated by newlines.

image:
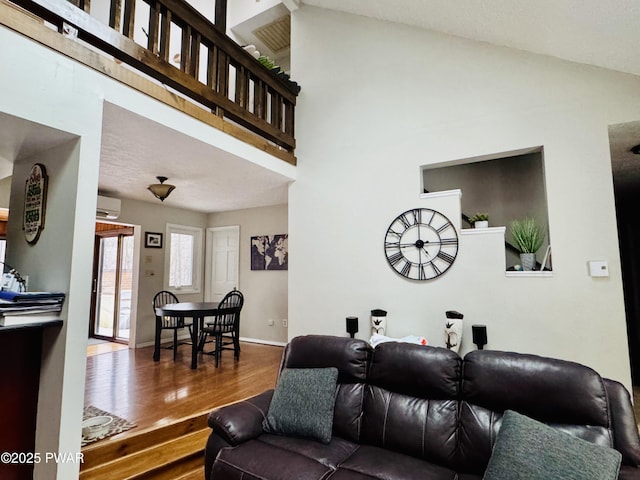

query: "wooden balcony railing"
xmin=6 ymin=0 xmax=298 ymax=163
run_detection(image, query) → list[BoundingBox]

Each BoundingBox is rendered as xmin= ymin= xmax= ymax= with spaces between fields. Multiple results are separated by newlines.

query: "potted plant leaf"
xmin=510 ymin=217 xmax=545 ymax=271
xmin=469 ymin=213 xmax=489 ymax=228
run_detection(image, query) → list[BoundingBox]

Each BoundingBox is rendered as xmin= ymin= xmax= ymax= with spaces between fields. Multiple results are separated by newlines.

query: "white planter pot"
xmin=520 ymin=253 xmax=536 ymax=271
xmin=474 ymin=220 xmax=489 ymax=228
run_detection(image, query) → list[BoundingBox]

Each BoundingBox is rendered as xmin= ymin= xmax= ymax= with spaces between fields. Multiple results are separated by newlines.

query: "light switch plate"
xmin=588 ymin=261 xmax=609 ymax=277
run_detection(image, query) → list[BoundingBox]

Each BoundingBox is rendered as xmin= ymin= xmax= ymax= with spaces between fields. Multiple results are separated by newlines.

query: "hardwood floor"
xmin=84 ymin=341 xmax=283 ymax=437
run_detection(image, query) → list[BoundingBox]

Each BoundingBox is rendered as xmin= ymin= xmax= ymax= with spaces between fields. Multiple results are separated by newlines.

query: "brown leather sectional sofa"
xmin=205 ymin=335 xmax=640 ymax=479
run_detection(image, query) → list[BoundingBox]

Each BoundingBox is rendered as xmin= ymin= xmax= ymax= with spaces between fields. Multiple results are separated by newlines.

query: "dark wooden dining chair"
xmin=200 ymin=290 xmax=244 ymax=367
xmin=152 ymin=290 xmax=191 ymax=361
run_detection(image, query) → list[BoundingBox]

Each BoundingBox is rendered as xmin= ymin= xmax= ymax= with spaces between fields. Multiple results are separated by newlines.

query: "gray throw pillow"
xmin=263 ymin=367 xmax=338 ymax=444
xmin=483 ymin=410 xmax=622 ymax=480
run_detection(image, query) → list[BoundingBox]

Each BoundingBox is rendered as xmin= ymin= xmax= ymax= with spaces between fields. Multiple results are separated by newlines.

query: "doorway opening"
xmin=610 ymin=121 xmax=640 ymax=385
xmin=90 ymin=222 xmax=135 ymax=343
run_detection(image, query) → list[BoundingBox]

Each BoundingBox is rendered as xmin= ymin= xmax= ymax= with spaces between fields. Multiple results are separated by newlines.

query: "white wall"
xmin=289 ymin=6 xmax=640 ymax=388
xmin=209 ymin=204 xmax=288 ymax=344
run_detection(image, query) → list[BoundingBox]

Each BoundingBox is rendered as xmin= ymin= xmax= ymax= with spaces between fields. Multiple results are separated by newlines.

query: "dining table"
xmin=155 ymin=301 xmax=220 ymax=369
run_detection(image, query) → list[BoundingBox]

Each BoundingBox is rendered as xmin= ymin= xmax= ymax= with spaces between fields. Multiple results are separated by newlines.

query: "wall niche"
xmin=421 ymin=147 xmax=551 ymax=270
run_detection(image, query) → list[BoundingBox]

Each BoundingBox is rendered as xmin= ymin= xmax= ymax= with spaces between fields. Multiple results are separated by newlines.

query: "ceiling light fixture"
xmin=631 ymin=144 xmax=640 ymax=155
xmin=147 ymin=176 xmax=176 ymax=202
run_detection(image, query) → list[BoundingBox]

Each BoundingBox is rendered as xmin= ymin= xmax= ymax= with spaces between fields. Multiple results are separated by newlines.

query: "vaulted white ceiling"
xmin=302 ymin=0 xmax=640 ymax=77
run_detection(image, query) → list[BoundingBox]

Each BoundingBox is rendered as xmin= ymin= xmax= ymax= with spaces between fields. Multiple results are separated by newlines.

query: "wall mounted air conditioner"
xmin=96 ymin=195 xmax=121 ymax=220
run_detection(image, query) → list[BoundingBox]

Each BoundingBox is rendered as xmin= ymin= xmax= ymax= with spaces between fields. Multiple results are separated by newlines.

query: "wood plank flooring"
xmin=84 ymin=341 xmax=283 ymax=438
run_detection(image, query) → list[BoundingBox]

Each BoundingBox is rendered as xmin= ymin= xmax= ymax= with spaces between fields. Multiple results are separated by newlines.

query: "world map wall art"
xmin=251 ymin=234 xmax=288 ymax=270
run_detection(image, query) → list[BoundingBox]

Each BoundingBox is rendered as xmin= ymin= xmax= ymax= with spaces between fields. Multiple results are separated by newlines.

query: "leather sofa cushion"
xmin=368 ymin=343 xmax=461 ymax=398
xmin=335 ymin=445 xmax=459 ymax=479
xmin=360 ymin=344 xmax=460 ymax=466
xmin=281 ymin=335 xmax=370 ymax=384
xmin=458 ymin=350 xmax=615 ymax=473
xmin=213 ymin=436 xmax=351 ymax=480
xmin=334 ymin=383 xmax=366 ymax=442
xmin=362 ymin=387 xmax=458 ymax=466
xmin=462 ymin=350 xmax=610 ymax=426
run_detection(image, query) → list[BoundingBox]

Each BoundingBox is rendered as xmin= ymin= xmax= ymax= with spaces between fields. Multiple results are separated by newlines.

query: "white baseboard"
xmin=239 ymin=337 xmax=287 ymax=347
xmin=136 ymin=335 xmax=286 ymax=349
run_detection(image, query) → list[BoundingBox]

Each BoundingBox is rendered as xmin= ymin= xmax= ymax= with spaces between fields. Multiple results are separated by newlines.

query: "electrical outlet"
xmin=282 ymin=319 xmax=288 ymax=328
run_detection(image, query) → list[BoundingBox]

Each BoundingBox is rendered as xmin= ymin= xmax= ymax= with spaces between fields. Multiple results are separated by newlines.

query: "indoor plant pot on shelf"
xmin=469 ymin=213 xmax=489 ymax=229
xmin=510 ymin=217 xmax=545 ymax=271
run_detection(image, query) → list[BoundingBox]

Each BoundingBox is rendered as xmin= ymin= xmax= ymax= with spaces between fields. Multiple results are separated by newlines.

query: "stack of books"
xmin=0 ymin=291 xmax=65 ymax=326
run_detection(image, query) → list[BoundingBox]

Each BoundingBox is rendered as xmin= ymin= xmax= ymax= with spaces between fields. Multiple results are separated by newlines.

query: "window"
xmin=165 ymin=224 xmax=203 ymax=293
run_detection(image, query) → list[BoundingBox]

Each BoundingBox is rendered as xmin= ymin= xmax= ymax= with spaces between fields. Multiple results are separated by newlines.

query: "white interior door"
xmin=205 ymin=226 xmax=240 ymax=301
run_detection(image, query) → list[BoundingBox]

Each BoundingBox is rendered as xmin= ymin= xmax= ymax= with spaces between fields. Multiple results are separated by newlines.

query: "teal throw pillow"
xmin=263 ymin=367 xmax=338 ymax=444
xmin=483 ymin=410 xmax=622 ymax=480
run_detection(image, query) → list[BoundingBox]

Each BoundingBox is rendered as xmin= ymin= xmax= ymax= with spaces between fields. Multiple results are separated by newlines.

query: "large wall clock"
xmin=384 ymin=208 xmax=458 ymax=280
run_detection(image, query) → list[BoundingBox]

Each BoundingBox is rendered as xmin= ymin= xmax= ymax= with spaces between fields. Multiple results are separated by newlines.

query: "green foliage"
xmin=257 ymin=55 xmax=279 ymax=72
xmin=510 ymin=217 xmax=545 ymax=254
xmin=469 ymin=213 xmax=489 ymax=223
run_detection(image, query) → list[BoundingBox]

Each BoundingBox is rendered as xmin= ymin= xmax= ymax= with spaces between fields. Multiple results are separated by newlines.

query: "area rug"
xmin=82 ymin=405 xmax=136 ymax=447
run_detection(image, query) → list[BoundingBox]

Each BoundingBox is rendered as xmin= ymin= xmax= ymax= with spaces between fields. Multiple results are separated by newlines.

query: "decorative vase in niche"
xmin=474 ymin=220 xmax=489 ymax=229
xmin=520 ymin=253 xmax=536 ymax=271
xmin=444 ymin=310 xmax=464 ymax=353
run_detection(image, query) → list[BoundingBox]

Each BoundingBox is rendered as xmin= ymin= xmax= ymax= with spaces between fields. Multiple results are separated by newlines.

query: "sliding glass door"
xmin=91 ymin=227 xmax=134 ymax=342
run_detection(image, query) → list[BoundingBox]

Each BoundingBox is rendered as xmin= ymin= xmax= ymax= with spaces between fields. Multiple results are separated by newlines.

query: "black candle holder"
xmin=346 ymin=317 xmax=358 ymax=338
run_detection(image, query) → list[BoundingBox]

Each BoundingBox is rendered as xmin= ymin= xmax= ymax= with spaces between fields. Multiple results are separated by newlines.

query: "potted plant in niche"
xmin=510 ymin=217 xmax=545 ymax=271
xmin=469 ymin=213 xmax=489 ymax=228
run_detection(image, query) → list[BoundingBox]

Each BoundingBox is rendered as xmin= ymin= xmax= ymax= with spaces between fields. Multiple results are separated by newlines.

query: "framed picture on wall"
xmin=145 ymin=232 xmax=163 ymax=248
xmin=251 ymin=234 xmax=288 ymax=270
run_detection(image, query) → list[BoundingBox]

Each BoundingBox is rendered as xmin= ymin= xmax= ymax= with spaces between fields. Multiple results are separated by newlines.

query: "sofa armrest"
xmin=618 ymin=465 xmax=640 ymax=480
xmin=604 ymin=379 xmax=640 ymax=467
xmin=207 ymin=390 xmax=274 ymax=445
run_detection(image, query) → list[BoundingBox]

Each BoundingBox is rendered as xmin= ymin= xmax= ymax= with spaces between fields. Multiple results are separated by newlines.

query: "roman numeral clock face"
xmin=384 ymin=208 xmax=459 ymax=280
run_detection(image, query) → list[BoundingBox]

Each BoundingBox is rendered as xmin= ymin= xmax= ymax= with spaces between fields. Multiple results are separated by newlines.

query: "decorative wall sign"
xmin=23 ymin=163 xmax=48 ymax=245
xmin=251 ymin=234 xmax=288 ymax=270
xmin=145 ymin=232 xmax=163 ymax=248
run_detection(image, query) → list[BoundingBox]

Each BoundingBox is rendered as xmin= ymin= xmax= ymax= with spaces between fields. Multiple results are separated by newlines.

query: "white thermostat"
xmin=588 ymin=261 xmax=609 ymax=277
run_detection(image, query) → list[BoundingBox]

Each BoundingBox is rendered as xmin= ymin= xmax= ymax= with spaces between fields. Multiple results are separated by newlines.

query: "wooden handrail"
xmin=10 ymin=0 xmax=297 ymax=155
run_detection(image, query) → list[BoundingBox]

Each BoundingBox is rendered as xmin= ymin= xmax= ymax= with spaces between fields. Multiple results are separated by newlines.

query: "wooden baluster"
xmin=147 ymin=1 xmax=160 ymax=55
xmin=159 ymin=8 xmax=171 ymax=63
xmin=284 ymin=101 xmax=294 ymax=137
xmin=214 ymin=0 xmax=227 ymax=33
xmin=255 ymin=80 xmax=266 ymax=120
xmin=122 ymin=0 xmax=135 ymax=39
xmin=71 ymin=0 xmax=90 ymax=13
xmin=207 ymin=44 xmax=218 ymax=89
xmin=180 ymin=25 xmax=191 ymax=73
xmin=271 ymin=92 xmax=282 ymax=132
xmin=216 ymin=50 xmax=229 ymax=117
xmin=189 ymin=32 xmax=201 ymax=78
xmin=235 ymin=66 xmax=248 ymax=108
xmin=109 ymin=0 xmax=122 ymax=31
